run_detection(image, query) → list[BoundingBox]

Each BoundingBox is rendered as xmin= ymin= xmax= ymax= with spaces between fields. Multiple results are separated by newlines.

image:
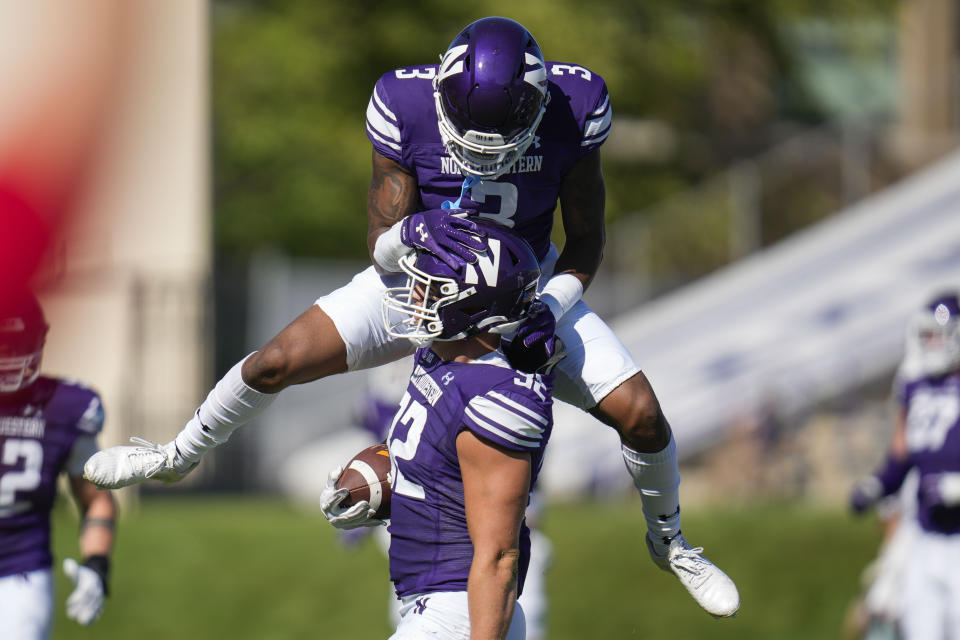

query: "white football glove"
xmin=84 ymin=437 xmax=198 ymax=489
xmin=62 ymin=558 xmax=105 ymax=626
xmin=319 ymin=465 xmax=386 ymax=530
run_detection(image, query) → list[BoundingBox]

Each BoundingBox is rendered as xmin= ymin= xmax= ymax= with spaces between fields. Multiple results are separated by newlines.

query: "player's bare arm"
xmin=63 ymin=475 xmax=115 ymax=625
xmin=69 ymin=476 xmax=115 ymax=558
xmin=890 ymin=410 xmax=908 ymax=458
xmin=555 ymin=148 xmax=606 ymax=290
xmin=366 ymin=150 xmax=419 ymax=262
xmin=459 ymin=430 xmax=531 ymax=640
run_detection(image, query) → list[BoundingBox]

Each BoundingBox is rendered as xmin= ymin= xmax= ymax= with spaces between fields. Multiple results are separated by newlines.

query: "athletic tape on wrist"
xmin=83 ymin=554 xmax=111 ymax=595
xmin=540 ymin=273 xmax=583 ymax=321
xmin=373 ymin=221 xmax=409 ymax=272
xmin=939 ymin=473 xmax=960 ymax=506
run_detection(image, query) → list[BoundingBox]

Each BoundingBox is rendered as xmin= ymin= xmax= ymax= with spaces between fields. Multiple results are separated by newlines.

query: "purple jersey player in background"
xmin=86 ymin=16 xmax=737 ymax=619
xmin=851 ymin=292 xmax=960 ymax=640
xmin=0 ymin=289 xmax=117 ymax=639
xmin=380 ymin=220 xmax=551 ymax=639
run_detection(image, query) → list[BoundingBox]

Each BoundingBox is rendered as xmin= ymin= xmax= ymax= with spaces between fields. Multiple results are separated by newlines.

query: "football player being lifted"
xmin=85 ymin=16 xmax=738 ymax=617
xmin=850 ymin=292 xmax=960 ymax=640
xmin=0 ymin=290 xmax=117 ymax=638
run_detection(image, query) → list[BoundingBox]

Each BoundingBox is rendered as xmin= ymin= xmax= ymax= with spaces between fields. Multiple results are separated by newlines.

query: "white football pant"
xmin=900 ymin=529 xmax=960 ymax=640
xmin=317 ymin=244 xmax=639 ymax=410
xmin=389 ymin=590 xmax=526 ymax=640
xmin=0 ymin=568 xmax=53 ymax=640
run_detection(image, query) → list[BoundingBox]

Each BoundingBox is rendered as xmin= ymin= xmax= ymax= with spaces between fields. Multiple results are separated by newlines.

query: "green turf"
xmin=49 ymin=495 xmax=880 ymax=639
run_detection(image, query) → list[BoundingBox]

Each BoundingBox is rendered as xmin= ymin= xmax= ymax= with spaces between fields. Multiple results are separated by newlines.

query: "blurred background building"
xmin=0 ymin=1 xmax=211 ymax=495
xmin=4 ymin=0 xmax=958 ymax=504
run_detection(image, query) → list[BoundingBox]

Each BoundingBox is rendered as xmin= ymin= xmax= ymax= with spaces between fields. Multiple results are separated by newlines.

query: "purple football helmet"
xmin=0 ymin=289 xmax=48 ymax=393
xmin=433 ymin=17 xmax=548 ymax=179
xmin=382 ymin=218 xmax=540 ymax=345
xmin=903 ymin=292 xmax=960 ymax=378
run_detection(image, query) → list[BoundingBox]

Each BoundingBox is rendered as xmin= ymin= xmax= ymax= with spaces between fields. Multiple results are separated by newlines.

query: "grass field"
xmin=49 ymin=495 xmax=880 ymax=639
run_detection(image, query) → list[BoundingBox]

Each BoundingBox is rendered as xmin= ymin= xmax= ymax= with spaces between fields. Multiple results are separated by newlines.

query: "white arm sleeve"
xmin=372 ymin=220 xmax=410 ymax=273
xmin=539 ymin=273 xmax=584 ymax=321
xmin=939 ymin=473 xmax=960 ymax=506
xmin=173 ymin=356 xmax=277 ymax=463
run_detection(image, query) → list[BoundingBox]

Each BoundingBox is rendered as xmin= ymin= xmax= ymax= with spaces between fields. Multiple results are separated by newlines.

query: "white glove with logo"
xmin=84 ymin=437 xmax=198 ymax=489
xmin=318 ymin=465 xmax=385 ymax=530
xmin=62 ymin=557 xmax=106 ymax=626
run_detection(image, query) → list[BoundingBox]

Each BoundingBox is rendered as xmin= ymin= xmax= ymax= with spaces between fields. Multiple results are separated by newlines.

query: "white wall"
xmin=9 ymin=2 xmax=212 ymax=454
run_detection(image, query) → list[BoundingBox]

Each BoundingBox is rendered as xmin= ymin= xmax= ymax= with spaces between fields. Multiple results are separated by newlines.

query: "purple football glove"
xmin=400 ymin=209 xmax=485 ymax=270
xmin=503 ymin=300 xmax=563 ymax=374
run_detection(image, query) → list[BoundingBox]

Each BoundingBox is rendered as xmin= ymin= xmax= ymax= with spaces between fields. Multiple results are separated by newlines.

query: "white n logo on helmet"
xmin=523 ymin=52 xmax=548 ymax=95
xmin=438 ymin=44 xmax=469 ymax=83
xmin=463 ymin=238 xmax=501 ymax=287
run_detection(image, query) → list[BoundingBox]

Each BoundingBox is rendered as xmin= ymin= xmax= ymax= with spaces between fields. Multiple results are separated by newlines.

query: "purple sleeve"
xmin=580 ymin=80 xmax=611 ymax=153
xmin=873 ymin=453 xmax=913 ymax=497
xmin=47 ymin=380 xmax=105 ymax=435
xmin=77 ymin=393 xmax=105 ymax=435
xmin=546 ymin=63 xmax=612 ymax=155
xmin=462 ymin=388 xmax=550 ymax=453
xmin=365 ymin=73 xmax=403 ymax=164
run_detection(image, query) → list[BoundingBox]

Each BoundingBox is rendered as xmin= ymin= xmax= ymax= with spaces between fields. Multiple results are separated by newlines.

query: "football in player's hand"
xmin=335 ymin=443 xmax=392 ymax=519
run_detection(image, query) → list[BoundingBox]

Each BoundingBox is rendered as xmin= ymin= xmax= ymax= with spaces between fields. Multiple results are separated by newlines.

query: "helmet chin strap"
xmin=440 ymin=175 xmax=479 ymax=210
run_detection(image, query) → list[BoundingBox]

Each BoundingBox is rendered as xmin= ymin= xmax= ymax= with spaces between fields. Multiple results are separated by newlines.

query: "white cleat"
xmin=84 ymin=437 xmax=192 ymax=489
xmin=647 ymin=532 xmax=740 ymax=618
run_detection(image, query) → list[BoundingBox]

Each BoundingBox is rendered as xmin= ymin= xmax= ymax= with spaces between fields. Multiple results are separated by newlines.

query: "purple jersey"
xmin=366 ymin=61 xmax=611 ymax=262
xmin=387 ymin=348 xmax=553 ymax=598
xmin=894 ymin=371 xmax=960 ymax=533
xmin=0 ymin=377 xmax=104 ymax=576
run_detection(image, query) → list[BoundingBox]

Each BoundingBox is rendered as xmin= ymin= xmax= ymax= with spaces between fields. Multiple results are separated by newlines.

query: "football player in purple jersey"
xmin=0 ymin=289 xmax=116 ymax=638
xmin=850 ymin=292 xmax=960 ymax=640
xmin=378 ymin=220 xmax=551 ymax=638
xmin=352 ymin=349 xmax=554 ymax=639
xmin=85 ymin=16 xmax=738 ymax=618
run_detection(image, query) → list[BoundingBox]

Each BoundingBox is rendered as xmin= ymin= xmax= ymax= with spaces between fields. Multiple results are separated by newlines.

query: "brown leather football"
xmin=335 ymin=443 xmax=392 ymax=519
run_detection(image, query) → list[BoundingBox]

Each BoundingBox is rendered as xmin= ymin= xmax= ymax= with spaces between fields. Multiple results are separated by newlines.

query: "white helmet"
xmin=900 ymin=292 xmax=960 ymax=380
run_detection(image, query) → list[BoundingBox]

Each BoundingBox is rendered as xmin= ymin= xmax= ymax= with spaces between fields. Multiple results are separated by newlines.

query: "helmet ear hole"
xmin=382 ymin=219 xmax=541 ymax=343
xmin=459 ymin=305 xmax=486 ymax=318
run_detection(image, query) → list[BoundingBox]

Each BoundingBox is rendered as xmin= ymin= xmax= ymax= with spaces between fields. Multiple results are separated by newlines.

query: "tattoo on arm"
xmin=367 ymin=151 xmax=419 ymax=256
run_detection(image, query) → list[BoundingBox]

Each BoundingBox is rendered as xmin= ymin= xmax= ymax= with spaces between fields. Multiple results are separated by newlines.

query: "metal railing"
xmin=592 ymin=121 xmax=895 ymax=317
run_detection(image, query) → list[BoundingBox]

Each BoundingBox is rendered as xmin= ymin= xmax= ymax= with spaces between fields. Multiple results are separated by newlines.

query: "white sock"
xmin=174 ymin=356 xmax=277 ymax=463
xmin=621 ymin=435 xmax=682 ymax=551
